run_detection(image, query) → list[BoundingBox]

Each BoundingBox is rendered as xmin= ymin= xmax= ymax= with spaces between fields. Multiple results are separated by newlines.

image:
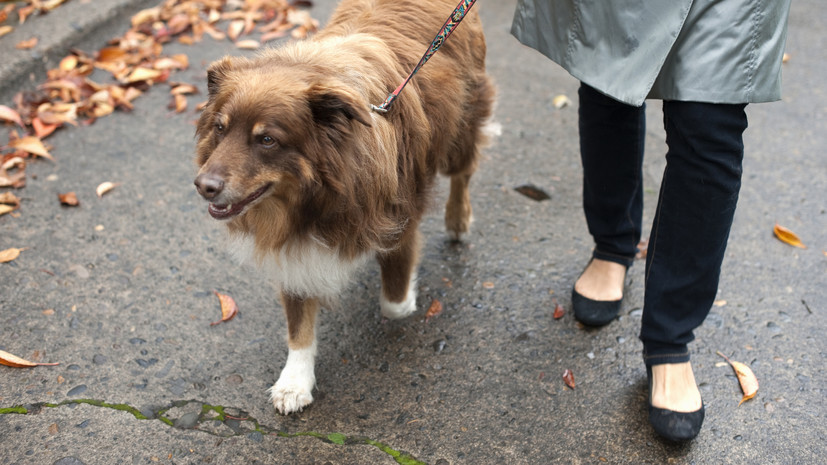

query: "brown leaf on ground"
xmin=235 ymin=39 xmax=260 ymax=50
xmin=122 ymin=67 xmax=163 ymax=84
xmin=8 ymin=136 xmax=53 ymax=160
xmin=227 ymin=19 xmax=245 ymax=41
xmin=0 ymin=157 xmax=27 ymax=188
xmin=15 ymin=37 xmax=38 ymax=49
xmin=635 ymin=238 xmax=649 ymax=259
xmin=0 ymin=350 xmax=60 ymax=368
xmin=0 ymin=105 xmax=24 ymax=127
xmin=96 ymin=46 xmax=128 ymax=63
xmin=170 ymin=83 xmax=198 ymax=95
xmin=210 ymin=290 xmax=239 ymax=325
xmin=32 ymin=117 xmax=59 ymax=138
xmin=0 ymin=191 xmax=21 ymax=208
xmin=0 ymin=349 xmax=59 ymax=367
xmin=0 ymin=247 xmax=28 ymax=263
xmin=59 ymin=54 xmax=78 ymax=71
xmin=0 ymin=5 xmax=13 ymax=23
xmin=425 ymin=298 xmax=443 ymax=323
xmin=717 ymin=351 xmax=759 ymax=406
xmin=552 ymin=298 xmax=564 ymax=320
xmin=170 ymin=93 xmax=187 ymax=113
xmin=16 ymin=4 xmax=35 ymax=24
xmin=562 ymin=369 xmax=575 ymax=389
xmin=58 ymin=191 xmax=79 ymax=206
xmin=0 ymin=25 xmax=13 ymax=38
xmin=773 ymin=223 xmax=806 ymax=249
xmin=95 ymin=181 xmax=118 ymax=197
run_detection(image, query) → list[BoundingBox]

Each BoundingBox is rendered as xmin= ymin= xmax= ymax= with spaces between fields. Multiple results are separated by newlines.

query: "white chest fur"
xmin=227 ymin=234 xmax=373 ymax=299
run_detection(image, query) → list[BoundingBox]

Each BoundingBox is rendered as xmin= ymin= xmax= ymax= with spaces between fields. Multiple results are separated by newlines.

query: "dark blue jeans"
xmin=578 ymin=83 xmax=748 ymax=366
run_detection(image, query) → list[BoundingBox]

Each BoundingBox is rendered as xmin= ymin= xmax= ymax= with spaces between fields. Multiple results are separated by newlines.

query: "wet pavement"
xmin=1 ymin=0 xmax=825 ymax=464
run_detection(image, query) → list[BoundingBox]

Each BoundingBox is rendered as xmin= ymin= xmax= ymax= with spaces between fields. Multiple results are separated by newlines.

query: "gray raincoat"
xmin=511 ymin=0 xmax=792 ymax=106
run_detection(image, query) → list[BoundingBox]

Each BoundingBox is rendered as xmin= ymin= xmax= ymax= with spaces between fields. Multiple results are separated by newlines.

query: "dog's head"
xmin=194 ymin=55 xmax=373 ymax=222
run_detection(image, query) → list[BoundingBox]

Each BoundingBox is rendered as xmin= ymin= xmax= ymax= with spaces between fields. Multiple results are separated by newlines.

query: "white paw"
xmin=380 ymin=278 xmax=417 ymax=319
xmin=270 ymin=380 xmax=314 ymax=415
xmin=269 ymin=344 xmax=316 ymax=415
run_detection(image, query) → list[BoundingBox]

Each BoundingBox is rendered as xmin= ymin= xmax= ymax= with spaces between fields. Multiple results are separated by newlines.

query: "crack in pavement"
xmin=1 ymin=399 xmax=426 ymax=465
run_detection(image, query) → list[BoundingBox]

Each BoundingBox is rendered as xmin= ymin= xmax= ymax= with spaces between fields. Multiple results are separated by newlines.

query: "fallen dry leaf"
xmin=717 ymin=351 xmax=758 ymax=406
xmin=210 ymin=290 xmax=239 ymax=325
xmin=482 ymin=281 xmax=495 ymax=289
xmin=58 ymin=191 xmax=79 ymax=206
xmin=0 ymin=204 xmax=16 ymax=216
xmin=123 ymin=67 xmax=163 ymax=84
xmin=0 ymin=191 xmax=21 ymax=207
xmin=227 ymin=19 xmax=245 ymax=40
xmin=15 ymin=37 xmax=38 ymax=50
xmin=0 ymin=157 xmax=26 ymax=188
xmin=32 ymin=117 xmax=59 ymax=138
xmin=552 ymin=94 xmax=571 ymax=109
xmin=8 ymin=136 xmax=54 ymax=161
xmin=170 ymin=93 xmax=187 ymax=113
xmin=0 ymin=349 xmax=59 ymax=367
xmin=562 ymin=369 xmax=575 ymax=389
xmin=0 ymin=247 xmax=28 ymax=263
xmin=236 ymin=39 xmax=261 ymax=50
xmin=170 ymin=83 xmax=198 ymax=96
xmin=514 ymin=184 xmax=551 ymax=202
xmin=552 ymin=298 xmax=565 ymax=320
xmin=0 ymin=105 xmax=24 ymax=127
xmin=635 ymin=238 xmax=649 ymax=259
xmin=773 ymin=223 xmax=806 ymax=249
xmin=95 ymin=181 xmax=118 ymax=197
xmin=424 ymin=298 xmax=443 ymax=323
xmin=59 ymin=54 xmax=78 ymax=71
xmin=0 ymin=25 xmax=13 ymax=38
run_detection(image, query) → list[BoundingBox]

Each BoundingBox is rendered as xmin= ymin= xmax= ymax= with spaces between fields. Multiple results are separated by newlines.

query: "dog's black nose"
xmin=194 ymin=173 xmax=225 ymax=200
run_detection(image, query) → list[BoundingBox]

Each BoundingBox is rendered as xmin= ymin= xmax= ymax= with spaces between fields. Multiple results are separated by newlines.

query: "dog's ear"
xmin=307 ymin=83 xmax=373 ymax=128
xmin=206 ymin=57 xmax=235 ymax=98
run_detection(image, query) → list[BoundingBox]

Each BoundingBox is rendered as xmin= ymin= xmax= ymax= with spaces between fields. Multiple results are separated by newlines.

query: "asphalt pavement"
xmin=1 ymin=0 xmax=825 ymax=464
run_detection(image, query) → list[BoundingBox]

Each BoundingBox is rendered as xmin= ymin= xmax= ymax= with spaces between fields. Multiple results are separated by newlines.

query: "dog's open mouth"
xmin=208 ymin=184 xmax=271 ymax=220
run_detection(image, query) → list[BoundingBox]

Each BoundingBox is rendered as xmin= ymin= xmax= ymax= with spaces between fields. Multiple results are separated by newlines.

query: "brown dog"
xmin=194 ymin=0 xmax=494 ymax=414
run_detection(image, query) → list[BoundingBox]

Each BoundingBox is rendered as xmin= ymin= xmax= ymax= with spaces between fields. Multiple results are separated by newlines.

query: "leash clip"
xmin=370 ymin=104 xmax=389 ymax=113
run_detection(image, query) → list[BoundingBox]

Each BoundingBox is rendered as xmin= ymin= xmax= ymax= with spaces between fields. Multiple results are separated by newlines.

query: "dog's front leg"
xmin=269 ymin=293 xmax=319 ymax=415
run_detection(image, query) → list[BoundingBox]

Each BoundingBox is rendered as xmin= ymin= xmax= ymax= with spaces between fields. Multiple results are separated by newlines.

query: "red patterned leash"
xmin=370 ymin=0 xmax=479 ymax=113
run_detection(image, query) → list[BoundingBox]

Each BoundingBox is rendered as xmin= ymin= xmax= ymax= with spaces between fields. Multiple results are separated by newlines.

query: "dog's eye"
xmin=215 ymin=122 xmax=225 ymax=134
xmin=260 ymin=135 xmax=276 ymax=148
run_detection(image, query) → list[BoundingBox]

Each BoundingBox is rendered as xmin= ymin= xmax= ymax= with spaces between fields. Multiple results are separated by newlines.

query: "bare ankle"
xmin=650 ymin=362 xmax=703 ymax=412
xmin=574 ymin=258 xmax=626 ymax=301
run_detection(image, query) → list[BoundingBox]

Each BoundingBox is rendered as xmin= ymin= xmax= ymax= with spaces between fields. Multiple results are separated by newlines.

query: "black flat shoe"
xmin=571 ymin=288 xmax=622 ymax=326
xmin=571 ymin=259 xmax=626 ymax=326
xmin=647 ymin=365 xmax=704 ymax=442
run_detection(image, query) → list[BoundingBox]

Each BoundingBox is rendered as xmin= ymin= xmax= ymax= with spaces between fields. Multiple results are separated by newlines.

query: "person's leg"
xmin=642 ymin=100 xmax=748 ymax=440
xmin=578 ymin=83 xmax=646 ymax=270
xmin=573 ymin=83 xmax=645 ymax=324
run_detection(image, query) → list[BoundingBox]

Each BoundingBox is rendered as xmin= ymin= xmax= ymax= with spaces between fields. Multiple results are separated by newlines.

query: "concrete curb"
xmin=0 ymin=0 xmax=158 ymax=104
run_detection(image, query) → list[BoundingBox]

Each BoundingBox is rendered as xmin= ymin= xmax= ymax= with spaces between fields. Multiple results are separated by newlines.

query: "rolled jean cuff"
xmin=643 ymin=343 xmax=690 ymax=367
xmin=592 ymin=249 xmax=635 ymax=268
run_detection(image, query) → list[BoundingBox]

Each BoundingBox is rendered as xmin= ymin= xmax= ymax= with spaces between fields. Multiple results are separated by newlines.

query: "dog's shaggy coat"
xmin=194 ymin=0 xmax=494 ymax=414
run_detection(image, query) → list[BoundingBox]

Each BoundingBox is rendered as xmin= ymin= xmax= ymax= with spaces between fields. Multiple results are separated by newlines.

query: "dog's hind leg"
xmin=270 ymin=294 xmax=319 ymax=414
xmin=378 ymin=228 xmax=421 ymax=319
xmin=445 ymin=75 xmax=495 ymax=240
xmin=445 ymin=171 xmax=474 ymax=240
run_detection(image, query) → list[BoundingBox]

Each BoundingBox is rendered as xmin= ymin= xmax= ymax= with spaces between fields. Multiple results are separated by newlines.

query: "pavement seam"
xmin=0 ymin=398 xmax=426 ymax=465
